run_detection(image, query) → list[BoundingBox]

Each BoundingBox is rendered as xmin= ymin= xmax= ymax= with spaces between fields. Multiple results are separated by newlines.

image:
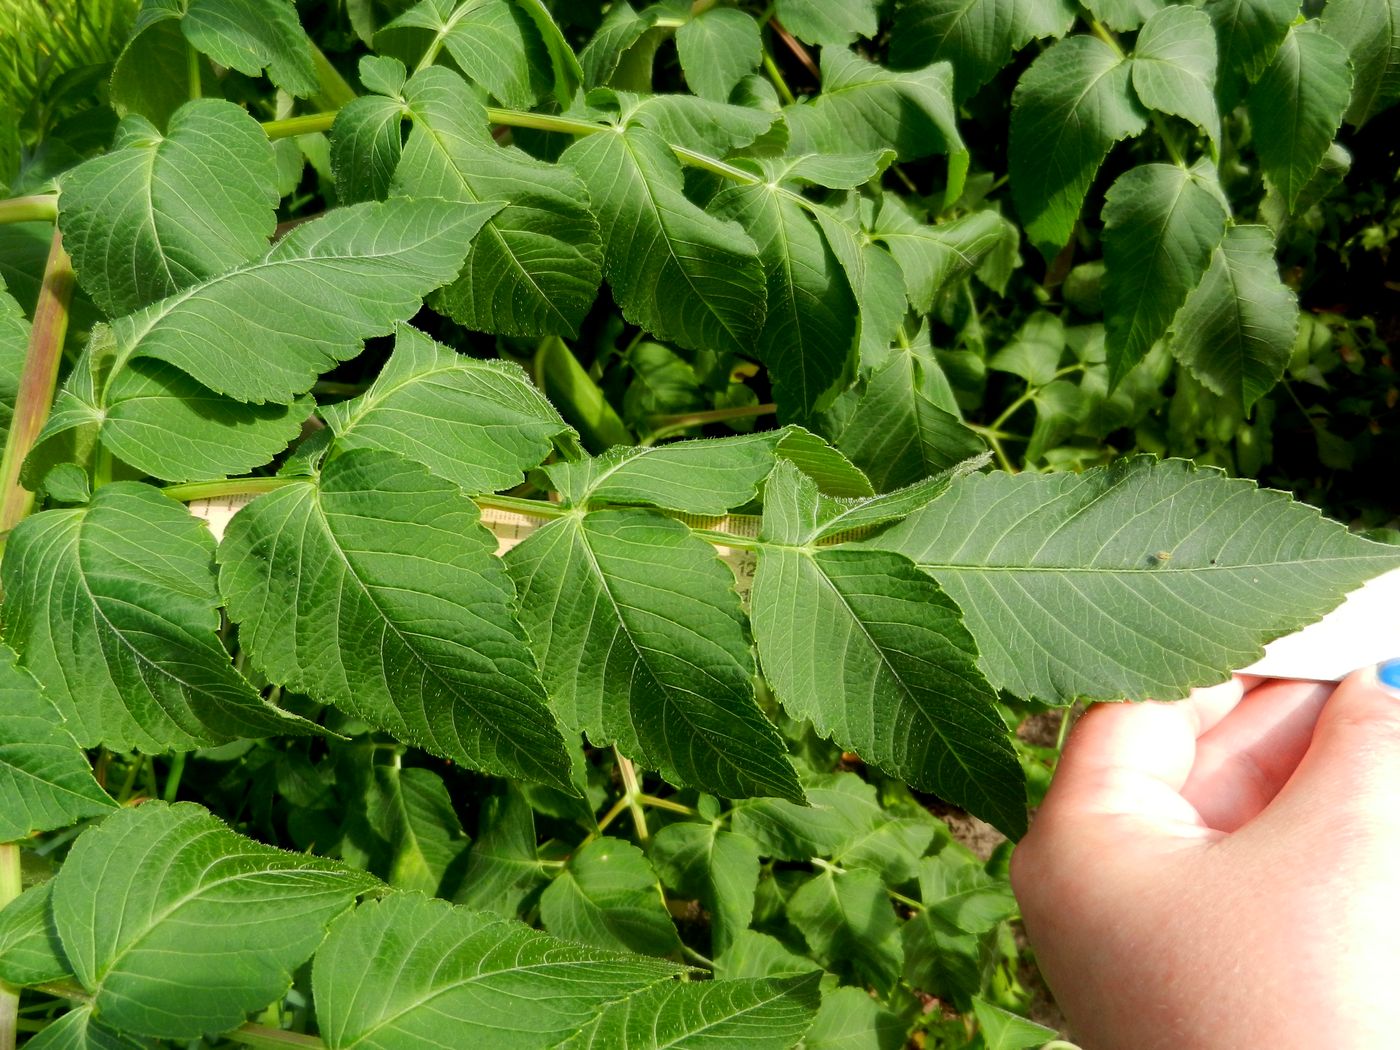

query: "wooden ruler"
xmin=188 ymin=495 xmax=763 ymax=601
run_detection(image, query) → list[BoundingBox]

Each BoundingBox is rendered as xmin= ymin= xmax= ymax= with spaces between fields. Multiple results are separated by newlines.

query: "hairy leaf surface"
xmin=866 ymin=457 xmax=1400 ymax=702
xmin=751 ymin=464 xmax=1024 ymax=835
xmin=313 ymin=893 xmax=682 ymax=1050
xmin=1246 ymin=22 xmax=1352 ymax=213
xmin=506 ymin=509 xmax=802 ymax=802
xmin=58 ymin=100 xmax=278 ymax=317
xmin=323 ymin=325 xmax=571 ymax=494
xmin=108 ymin=198 xmax=496 ymax=403
xmin=218 ymin=449 xmax=574 ymax=790
xmin=52 ymin=803 xmax=376 ymax=1038
xmin=1169 ymin=224 xmax=1297 ymax=409
xmin=0 ymin=649 xmax=114 ymax=842
xmin=1010 ymin=36 xmax=1147 ymax=256
xmin=1 ymin=483 xmax=310 ymax=752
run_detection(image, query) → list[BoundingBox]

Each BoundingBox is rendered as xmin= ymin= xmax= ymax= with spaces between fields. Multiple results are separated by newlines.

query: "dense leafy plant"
xmin=0 ymin=0 xmax=1397 ymax=1046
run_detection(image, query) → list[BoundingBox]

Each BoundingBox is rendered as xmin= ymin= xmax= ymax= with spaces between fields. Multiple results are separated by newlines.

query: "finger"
xmin=1247 ymin=661 xmax=1400 ymax=835
xmin=1036 ymin=676 xmax=1251 ymax=834
xmin=1179 ymin=678 xmax=1333 ymax=832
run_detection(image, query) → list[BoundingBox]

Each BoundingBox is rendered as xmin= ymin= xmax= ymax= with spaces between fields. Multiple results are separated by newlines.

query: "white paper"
xmin=1238 ymin=567 xmax=1400 ymax=681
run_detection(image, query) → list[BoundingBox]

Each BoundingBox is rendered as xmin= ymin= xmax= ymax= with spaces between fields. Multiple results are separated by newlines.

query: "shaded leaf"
xmin=788 ymin=869 xmax=902 ymax=994
xmin=651 ymin=821 xmax=760 ymax=957
xmin=0 ymin=883 xmax=72 ymax=987
xmin=676 ymin=7 xmax=762 ymax=101
xmin=800 ymin=986 xmax=907 ymax=1050
xmin=777 ymin=0 xmax=877 ymax=45
xmin=1205 ymin=0 xmax=1299 ymax=109
xmin=1322 ymin=0 xmax=1400 ymax=125
xmin=1131 ymin=5 xmax=1222 ymax=144
xmin=539 ymin=837 xmax=679 ymax=956
xmin=456 ymin=783 xmax=546 ymax=916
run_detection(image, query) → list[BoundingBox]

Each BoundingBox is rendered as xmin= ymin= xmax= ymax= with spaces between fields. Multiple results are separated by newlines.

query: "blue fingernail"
xmin=1379 ymin=660 xmax=1400 ymax=691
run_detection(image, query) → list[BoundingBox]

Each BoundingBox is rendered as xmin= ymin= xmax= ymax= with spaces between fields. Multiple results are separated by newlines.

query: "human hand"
xmin=1010 ymin=664 xmax=1400 ymax=1050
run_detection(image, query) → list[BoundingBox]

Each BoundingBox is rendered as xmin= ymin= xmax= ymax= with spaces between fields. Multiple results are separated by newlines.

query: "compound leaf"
xmin=539 ymin=837 xmax=680 ymax=956
xmin=1322 ymin=0 xmax=1400 ymax=126
xmin=890 ymin=0 xmax=1077 ymax=102
xmin=556 ymin=973 xmax=821 ymax=1050
xmin=1010 ymin=35 xmax=1147 ymax=257
xmin=0 ymin=650 xmax=113 ymax=841
xmin=1246 ymin=22 xmax=1352 ymax=213
xmin=1131 ymin=5 xmax=1222 ymax=145
xmin=751 ymin=463 xmax=1024 ymax=836
xmin=1169 ymin=224 xmax=1297 ymax=410
xmin=0 ymin=483 xmax=310 ymax=752
xmin=785 ymin=50 xmax=964 ymax=164
xmin=676 ymin=7 xmax=762 ymax=101
xmin=1102 ymin=163 xmax=1229 ymax=383
xmin=506 ymin=509 xmax=802 ymax=802
xmin=109 ymin=197 xmax=497 ymax=404
xmin=218 ymin=449 xmax=574 ymax=791
xmin=58 ymin=100 xmax=278 ymax=317
xmin=865 ymin=457 xmax=1400 ymax=703
xmin=390 ymin=67 xmax=604 ymax=338
xmin=313 ymin=893 xmax=682 ymax=1050
xmin=323 ymin=325 xmax=572 ymax=495
xmin=51 ymin=802 xmax=377 ymax=1039
xmin=563 ymin=123 xmax=765 ymax=358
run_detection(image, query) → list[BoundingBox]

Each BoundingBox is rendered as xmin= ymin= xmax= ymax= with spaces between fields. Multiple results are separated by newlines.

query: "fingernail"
xmin=1379 ymin=659 xmax=1400 ymax=692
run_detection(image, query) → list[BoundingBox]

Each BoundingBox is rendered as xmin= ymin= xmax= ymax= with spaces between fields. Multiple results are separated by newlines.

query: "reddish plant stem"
xmin=770 ymin=18 xmax=820 ymax=81
xmin=0 ymin=228 xmax=74 ymax=535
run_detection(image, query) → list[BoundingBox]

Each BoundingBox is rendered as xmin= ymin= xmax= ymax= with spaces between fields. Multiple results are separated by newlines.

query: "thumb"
xmin=1252 ymin=660 xmax=1400 ymax=831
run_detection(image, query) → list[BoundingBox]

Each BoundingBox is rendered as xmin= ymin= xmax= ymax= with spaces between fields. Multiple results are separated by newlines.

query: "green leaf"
xmin=506 ymin=509 xmax=802 ymax=802
xmin=539 ymin=837 xmax=680 ymax=956
xmin=1084 ymin=0 xmax=1163 ymax=31
xmin=314 ymin=893 xmax=682 ymax=1050
xmin=715 ymin=930 xmax=823 ymax=981
xmin=557 ymin=973 xmax=822 ymax=1050
xmin=0 ymin=647 xmax=114 ymax=841
xmin=651 ymin=821 xmax=760 ymax=957
xmin=110 ymin=10 xmax=210 ymax=130
xmin=865 ymin=457 xmax=1400 ymax=702
xmin=622 ymin=92 xmax=778 ymax=158
xmin=1204 ymin=0 xmax=1299 ymax=109
xmin=676 ymin=7 xmax=762 ymax=101
xmin=58 ymin=100 xmax=278 ymax=317
xmin=52 ymin=802 xmax=377 ymax=1039
xmin=777 ymin=0 xmax=877 ymax=45
xmin=1131 ymin=5 xmax=1222 ymax=144
xmin=179 ymin=0 xmax=318 ymax=97
xmin=562 ymin=123 xmax=766 ymax=358
xmin=751 ymin=463 xmax=1025 ymax=836
xmin=323 ymin=325 xmax=571 ymax=494
xmin=786 ymin=50 xmax=965 ymax=164
xmin=381 ymin=0 xmax=550 ymax=108
xmin=788 ymin=869 xmax=903 ymax=994
xmin=0 ymin=280 xmax=29 ymax=453
xmin=108 ymin=197 xmax=498 ymax=404
xmin=535 ymin=335 xmax=633 ymax=451
xmin=1 ymin=483 xmax=311 ymax=752
xmin=800 ymin=985 xmax=907 ymax=1050
xmin=1010 ymin=35 xmax=1147 ymax=257
xmin=329 ymin=94 xmax=406 ymax=204
xmin=811 ymin=205 xmax=909 ymax=362
xmin=890 ymin=0 xmax=1077 ymax=102
xmin=456 ymin=783 xmax=546 ymax=916
xmin=1102 ymin=163 xmax=1229 ymax=383
xmin=0 ymin=883 xmax=72 ymax=987
xmin=361 ymin=765 xmax=470 ymax=895
xmin=710 ymin=178 xmax=858 ymax=418
xmin=391 ymin=66 xmax=605 ymax=338
xmin=1323 ymin=0 xmax=1400 ymax=125
xmin=218 ymin=449 xmax=575 ymax=791
xmin=514 ymin=0 xmax=584 ymax=102
xmin=542 ymin=432 xmax=776 ymax=514
xmin=972 ymin=998 xmax=1061 ymax=1050
xmin=774 ymin=427 xmax=876 ymax=500
xmin=872 ymin=203 xmax=1014 ymax=314
xmin=838 ymin=353 xmax=986 ymax=493
xmin=578 ymin=3 xmax=663 ymax=89
xmin=23 ymin=1007 xmax=150 ymax=1050
xmin=1169 ymin=224 xmax=1297 ymax=410
xmin=1246 ymin=22 xmax=1353 ymax=213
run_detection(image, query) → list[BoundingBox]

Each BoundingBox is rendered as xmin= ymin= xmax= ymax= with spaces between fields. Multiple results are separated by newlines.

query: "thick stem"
xmin=310 ymin=43 xmax=357 ymax=110
xmin=615 ymin=750 xmax=649 ymax=843
xmin=483 ymin=107 xmax=606 ymax=138
xmin=262 ymin=113 xmax=337 ymax=139
xmin=0 ymin=845 xmax=21 ymax=1050
xmin=224 ymin=1024 xmax=325 ymax=1048
xmin=0 ymin=196 xmax=58 ymax=225
xmin=161 ymin=476 xmax=300 ymax=503
xmin=0 ymin=229 xmax=74 ymax=534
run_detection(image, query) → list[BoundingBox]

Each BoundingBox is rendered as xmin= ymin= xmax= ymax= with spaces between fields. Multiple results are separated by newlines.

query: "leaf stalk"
xmin=0 ymin=844 xmax=21 ymax=1050
xmin=0 ymin=229 xmax=74 ymax=535
xmin=0 ymin=195 xmax=58 ymax=225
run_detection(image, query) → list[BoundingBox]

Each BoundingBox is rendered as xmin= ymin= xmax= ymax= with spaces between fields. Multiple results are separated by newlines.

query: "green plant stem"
xmin=637 ymin=793 xmax=697 ymax=816
xmin=760 ymin=49 xmax=796 ymax=105
xmin=224 ymin=1024 xmax=325 ymax=1048
xmin=681 ymin=944 xmax=715 ymax=969
xmin=29 ymin=981 xmax=89 ymax=1003
xmin=310 ymin=43 xmax=356 ymax=110
xmin=161 ymin=477 xmax=302 ymax=503
xmin=688 ymin=527 xmax=761 ymax=552
xmin=1151 ymin=113 xmax=1187 ymax=168
xmin=0 ymin=195 xmax=58 ymax=225
xmin=163 ymin=753 xmax=187 ymax=803
xmin=483 ymin=107 xmax=607 ymax=139
xmin=1088 ymin=18 xmax=1125 ymax=58
xmin=188 ymin=42 xmax=201 ymax=100
xmin=649 ymin=404 xmax=777 ymax=430
xmin=811 ymin=857 xmax=924 ymax=912
xmin=0 ymin=229 xmax=74 ymax=536
xmin=0 ymin=844 xmax=22 ymax=1050
xmin=474 ymin=493 xmax=571 ymax=520
xmin=262 ymin=113 xmax=338 ymax=139
xmin=615 ymin=749 xmax=650 ymax=843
